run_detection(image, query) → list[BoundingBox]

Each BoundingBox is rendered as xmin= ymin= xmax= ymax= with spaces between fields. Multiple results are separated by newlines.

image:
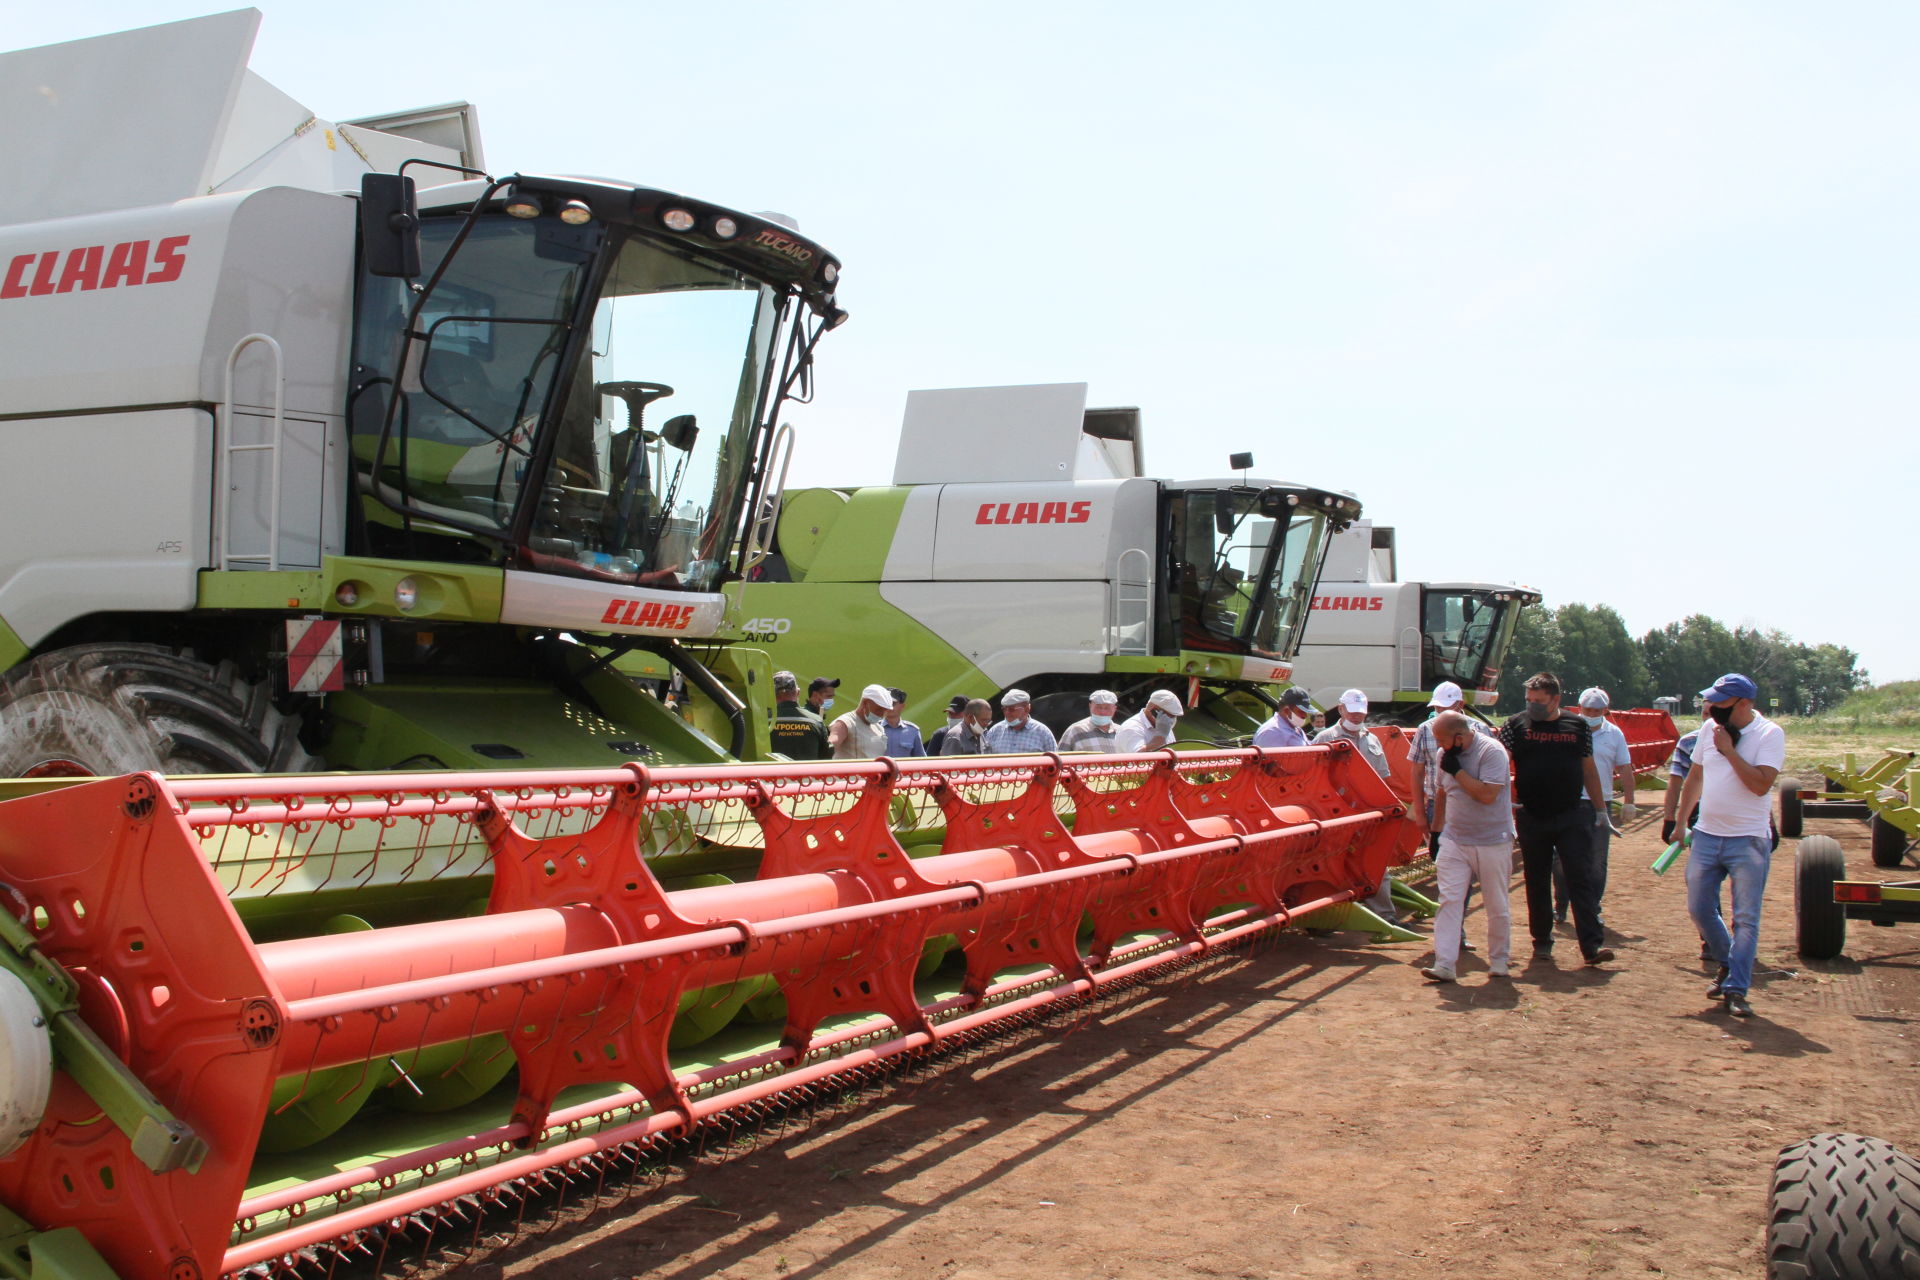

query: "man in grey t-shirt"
xmin=1421 ymin=711 xmax=1516 ymax=984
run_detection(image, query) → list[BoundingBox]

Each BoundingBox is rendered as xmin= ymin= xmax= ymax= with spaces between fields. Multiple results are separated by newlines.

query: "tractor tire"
xmin=1870 ymin=814 xmax=1909 ymax=870
xmin=1781 ymin=783 xmax=1805 ymax=839
xmin=0 ymin=643 xmax=316 ymax=778
xmin=1794 ymin=835 xmax=1847 ymax=961
xmin=1766 ymin=1132 xmax=1920 ymax=1279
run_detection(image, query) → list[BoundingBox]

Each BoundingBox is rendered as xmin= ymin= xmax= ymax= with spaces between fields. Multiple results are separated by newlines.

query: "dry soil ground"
xmin=479 ymin=811 xmax=1920 ymax=1280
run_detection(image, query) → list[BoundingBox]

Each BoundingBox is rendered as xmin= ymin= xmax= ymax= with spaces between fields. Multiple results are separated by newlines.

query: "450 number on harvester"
xmin=742 ymin=617 xmax=792 ymax=643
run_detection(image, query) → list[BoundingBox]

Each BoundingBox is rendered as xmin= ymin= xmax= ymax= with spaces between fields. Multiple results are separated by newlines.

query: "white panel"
xmin=0 ymin=12 xmax=258 ymax=225
xmin=1298 ymin=582 xmax=1417 ymax=646
xmin=0 ymin=410 xmax=210 ymax=645
xmin=893 ymin=383 xmax=1087 ymax=485
xmin=226 ymin=413 xmax=328 ymax=569
xmin=880 ymin=485 xmax=940 ymax=581
xmin=931 ymin=480 xmax=1129 ymax=582
xmin=881 ymin=581 xmax=1106 ymax=686
xmin=500 ymin=572 xmax=728 ymax=639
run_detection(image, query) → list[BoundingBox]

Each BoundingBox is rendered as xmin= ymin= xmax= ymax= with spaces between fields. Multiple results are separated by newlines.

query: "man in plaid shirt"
xmin=983 ymin=689 xmax=1059 ymax=753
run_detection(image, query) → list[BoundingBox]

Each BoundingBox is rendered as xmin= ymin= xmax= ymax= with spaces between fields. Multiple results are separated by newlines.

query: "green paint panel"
xmin=783 ymin=488 xmax=910 ymax=582
xmin=0 ymin=616 xmax=27 ymax=675
xmin=197 ymin=557 xmax=504 ymax=624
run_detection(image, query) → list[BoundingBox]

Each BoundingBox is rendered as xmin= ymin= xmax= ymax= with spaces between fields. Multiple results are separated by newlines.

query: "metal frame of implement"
xmin=0 ymin=743 xmax=1404 ymax=1279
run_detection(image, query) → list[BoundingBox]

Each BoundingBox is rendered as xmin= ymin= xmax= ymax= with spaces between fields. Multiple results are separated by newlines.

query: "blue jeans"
xmin=1686 ymin=832 xmax=1773 ymax=996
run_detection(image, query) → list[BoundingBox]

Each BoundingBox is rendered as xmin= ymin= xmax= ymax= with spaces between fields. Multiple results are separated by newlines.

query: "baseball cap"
xmin=1089 ymin=689 xmax=1119 ymax=706
xmin=1338 ymin=689 xmax=1368 ymax=714
xmin=946 ymin=695 xmax=970 ymax=713
xmin=1699 ymin=673 xmax=1758 ymax=704
xmin=860 ymin=683 xmax=894 ymax=709
xmin=1148 ymin=689 xmax=1185 ymax=717
xmin=1000 ymin=688 xmax=1032 ymax=706
xmin=1426 ymin=681 xmax=1464 ymax=708
xmin=772 ymin=670 xmax=797 ymax=692
xmin=808 ymin=676 xmax=840 ymax=694
xmin=1578 ymin=686 xmax=1610 ymax=710
xmin=1278 ymin=687 xmax=1313 ymax=712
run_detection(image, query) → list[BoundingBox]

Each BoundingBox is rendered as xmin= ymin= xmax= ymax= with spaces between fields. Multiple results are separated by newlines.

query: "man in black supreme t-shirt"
xmin=1500 ymin=672 xmax=1613 ymax=966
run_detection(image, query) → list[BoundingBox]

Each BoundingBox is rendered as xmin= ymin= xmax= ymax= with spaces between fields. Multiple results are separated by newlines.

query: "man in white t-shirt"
xmin=1674 ymin=672 xmax=1785 ymax=1018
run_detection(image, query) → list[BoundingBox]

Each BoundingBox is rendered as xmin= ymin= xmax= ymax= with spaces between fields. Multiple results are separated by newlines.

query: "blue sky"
xmin=16 ymin=2 xmax=1918 ymax=683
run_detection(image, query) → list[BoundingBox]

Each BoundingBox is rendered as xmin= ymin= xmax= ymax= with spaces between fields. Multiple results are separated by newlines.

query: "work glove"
xmin=1661 ymin=818 xmax=1677 ymax=844
xmin=1439 ymin=747 xmax=1463 ymax=776
xmin=1620 ymin=802 xmax=1639 ymax=823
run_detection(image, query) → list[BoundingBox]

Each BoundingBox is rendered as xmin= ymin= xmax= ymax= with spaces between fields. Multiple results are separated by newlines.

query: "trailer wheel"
xmin=1869 ymin=814 xmax=1909 ymax=870
xmin=1794 ymin=835 xmax=1847 ymax=961
xmin=0 ymin=643 xmax=316 ymax=777
xmin=1780 ymin=783 xmax=1805 ymax=839
xmin=1766 ymin=1132 xmax=1920 ymax=1279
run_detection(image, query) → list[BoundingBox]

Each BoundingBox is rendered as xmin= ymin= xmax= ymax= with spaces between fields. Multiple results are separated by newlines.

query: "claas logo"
xmin=1312 ymin=595 xmax=1385 ymax=611
xmin=2 ymin=235 xmax=190 ymax=299
xmin=974 ymin=500 xmax=1094 ymax=526
xmin=600 ymin=599 xmax=697 ymax=630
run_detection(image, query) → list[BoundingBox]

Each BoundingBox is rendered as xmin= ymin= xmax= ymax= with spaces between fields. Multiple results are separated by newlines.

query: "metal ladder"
xmin=1111 ymin=547 xmax=1153 ymax=655
xmin=217 ymin=333 xmax=284 ymax=571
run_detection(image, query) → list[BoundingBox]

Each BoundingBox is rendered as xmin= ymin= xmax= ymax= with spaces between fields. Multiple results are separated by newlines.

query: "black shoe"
xmin=1707 ymin=965 xmax=1730 ymax=1000
xmin=1554 ymin=911 xmax=1567 ymax=925
xmin=1725 ymin=992 xmax=1753 ymax=1018
xmin=1532 ymin=941 xmax=1554 ymax=955
xmin=1585 ymin=948 xmax=1616 ymax=967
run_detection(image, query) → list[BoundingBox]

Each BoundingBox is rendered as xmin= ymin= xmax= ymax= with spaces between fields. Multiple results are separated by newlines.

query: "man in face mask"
xmin=1252 ymin=687 xmax=1315 ymax=749
xmin=940 ymin=699 xmax=995 ymax=755
xmin=1312 ymin=689 xmax=1409 ymax=925
xmin=1500 ymin=671 xmax=1613 ymax=967
xmin=768 ymin=670 xmax=830 ymax=761
xmin=983 ymin=688 xmax=1059 ymax=753
xmin=1060 ymin=690 xmax=1122 ymax=752
xmin=1673 ymin=673 xmax=1785 ymax=1018
xmin=927 ymin=695 xmax=971 ymax=755
xmin=1552 ymin=687 xmax=1637 ymax=924
xmin=1420 ymin=711 xmax=1517 ymax=983
xmin=827 ymin=684 xmax=893 ymax=761
xmin=807 ymin=676 xmax=840 ymax=719
xmin=1114 ymin=689 xmax=1186 ymax=752
xmin=881 ymin=687 xmax=927 ymax=758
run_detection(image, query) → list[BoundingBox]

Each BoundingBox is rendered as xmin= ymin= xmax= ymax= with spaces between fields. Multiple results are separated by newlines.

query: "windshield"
xmin=1170 ymin=490 xmax=1332 ymax=658
xmin=351 ymin=216 xmax=783 ymax=588
xmin=1421 ymin=590 xmax=1510 ymax=689
xmin=527 ymin=238 xmax=780 ymax=591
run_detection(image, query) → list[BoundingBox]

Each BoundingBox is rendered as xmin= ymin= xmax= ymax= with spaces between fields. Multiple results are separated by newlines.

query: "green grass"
xmin=1773 ymin=681 xmax=1920 ymax=778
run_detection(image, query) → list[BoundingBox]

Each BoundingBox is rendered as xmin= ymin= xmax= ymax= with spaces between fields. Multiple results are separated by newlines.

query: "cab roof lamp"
xmin=662 ymin=208 xmax=696 ymax=232
xmin=502 ymin=191 xmax=542 ymax=220
xmin=821 ymin=262 xmax=839 ymax=284
xmin=557 ymin=198 xmax=593 ymax=226
xmin=712 ymin=215 xmax=739 ymax=239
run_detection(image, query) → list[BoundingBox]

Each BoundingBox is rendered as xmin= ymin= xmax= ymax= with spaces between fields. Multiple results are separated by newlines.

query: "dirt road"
xmin=484 ymin=811 xmax=1920 ymax=1280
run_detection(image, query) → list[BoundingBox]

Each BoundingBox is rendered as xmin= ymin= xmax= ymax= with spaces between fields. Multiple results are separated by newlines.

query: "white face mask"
xmin=1005 ymin=710 xmax=1028 ymax=725
xmin=865 ymin=711 xmax=886 ymax=727
xmin=1090 ymin=713 xmax=1113 ymax=727
xmin=1341 ymin=714 xmax=1367 ymax=731
xmin=1285 ymin=710 xmax=1308 ymax=728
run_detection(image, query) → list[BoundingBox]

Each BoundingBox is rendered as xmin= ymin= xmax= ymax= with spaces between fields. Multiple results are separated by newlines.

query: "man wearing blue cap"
xmin=1673 ymin=673 xmax=1786 ymax=1018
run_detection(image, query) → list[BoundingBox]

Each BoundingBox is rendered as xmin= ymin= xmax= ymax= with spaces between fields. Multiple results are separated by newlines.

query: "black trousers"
xmin=1517 ymin=802 xmax=1603 ymax=958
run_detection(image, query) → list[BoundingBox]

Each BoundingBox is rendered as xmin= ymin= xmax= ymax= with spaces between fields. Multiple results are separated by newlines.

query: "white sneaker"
xmin=1488 ymin=965 xmax=1510 ymax=978
xmin=1420 ymin=966 xmax=1456 ymax=983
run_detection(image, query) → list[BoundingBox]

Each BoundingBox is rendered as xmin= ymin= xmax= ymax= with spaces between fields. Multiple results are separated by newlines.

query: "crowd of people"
xmin=766 ymin=665 xmax=1787 ymax=1020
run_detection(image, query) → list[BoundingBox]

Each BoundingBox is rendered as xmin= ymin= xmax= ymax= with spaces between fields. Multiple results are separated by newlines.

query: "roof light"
xmin=503 ymin=192 xmax=543 ymax=220
xmin=822 ymin=262 xmax=839 ymax=284
xmin=712 ymin=216 xmax=739 ymax=239
xmin=558 ymin=199 xmax=592 ymax=226
xmin=662 ymin=208 xmax=696 ymax=232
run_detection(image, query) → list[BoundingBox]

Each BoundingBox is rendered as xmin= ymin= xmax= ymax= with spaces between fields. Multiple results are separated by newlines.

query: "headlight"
xmin=394 ymin=578 xmax=420 ymax=612
xmin=334 ymin=582 xmax=363 ymax=607
xmin=558 ymin=199 xmax=592 ymax=226
xmin=662 ymin=208 xmax=696 ymax=232
xmin=503 ymin=192 xmax=542 ymax=220
xmin=712 ymin=216 xmax=739 ymax=239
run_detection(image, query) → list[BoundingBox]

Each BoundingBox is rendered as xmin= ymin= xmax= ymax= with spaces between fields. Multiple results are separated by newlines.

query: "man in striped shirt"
xmin=983 ymin=688 xmax=1059 ymax=753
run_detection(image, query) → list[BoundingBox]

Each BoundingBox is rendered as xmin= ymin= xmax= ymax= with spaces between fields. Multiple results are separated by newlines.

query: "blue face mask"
xmin=1580 ymin=714 xmax=1605 ymax=729
xmin=820 ymin=697 xmax=835 ymax=712
xmin=865 ymin=712 xmax=886 ymax=728
xmin=1090 ymin=713 xmax=1113 ymax=727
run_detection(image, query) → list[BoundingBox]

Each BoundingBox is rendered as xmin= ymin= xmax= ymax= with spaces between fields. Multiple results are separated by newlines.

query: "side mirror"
xmin=661 ymin=414 xmax=699 ymax=452
xmin=360 ymin=173 xmax=421 ymax=278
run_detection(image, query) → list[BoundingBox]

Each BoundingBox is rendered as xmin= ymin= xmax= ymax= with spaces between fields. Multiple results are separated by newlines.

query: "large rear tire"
xmin=1780 ymin=782 xmax=1805 ymax=839
xmin=1869 ymin=814 xmax=1909 ymax=870
xmin=1767 ymin=1132 xmax=1920 ymax=1279
xmin=1794 ymin=835 xmax=1847 ymax=961
xmin=0 ymin=644 xmax=315 ymax=777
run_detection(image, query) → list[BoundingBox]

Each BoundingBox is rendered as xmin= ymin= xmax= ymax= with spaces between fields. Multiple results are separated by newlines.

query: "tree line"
xmin=1491 ymin=605 xmax=1866 ymax=716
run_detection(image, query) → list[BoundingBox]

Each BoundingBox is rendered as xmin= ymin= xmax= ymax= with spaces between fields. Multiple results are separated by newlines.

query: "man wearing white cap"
xmin=1114 ymin=689 xmax=1185 ymax=752
xmin=1311 ymin=689 xmax=1393 ymax=779
xmin=827 ymin=684 xmax=894 ymax=761
xmin=1406 ymin=683 xmax=1493 ymax=847
xmin=983 ymin=689 xmax=1059 ymax=753
xmin=1060 ymin=690 xmax=1122 ymax=752
xmin=1313 ymin=689 xmax=1408 ymax=925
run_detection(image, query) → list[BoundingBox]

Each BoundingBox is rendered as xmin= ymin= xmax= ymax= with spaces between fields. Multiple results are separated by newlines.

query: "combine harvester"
xmin=0 ymin=13 xmax=1421 ymax=1277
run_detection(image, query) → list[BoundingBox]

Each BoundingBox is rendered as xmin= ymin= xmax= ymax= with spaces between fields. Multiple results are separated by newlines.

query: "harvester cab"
xmin=0 ymin=10 xmax=844 ymax=777
xmin=730 ymin=382 xmax=1362 ymax=743
xmin=1294 ymin=520 xmax=1541 ymax=719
